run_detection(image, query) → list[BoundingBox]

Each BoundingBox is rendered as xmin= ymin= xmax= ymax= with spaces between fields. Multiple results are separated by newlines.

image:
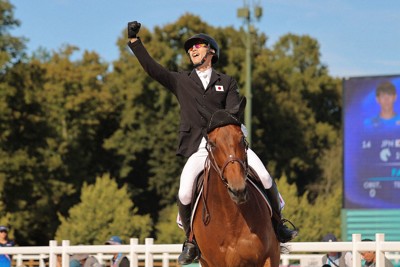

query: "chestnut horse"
xmin=193 ymin=98 xmax=280 ymax=267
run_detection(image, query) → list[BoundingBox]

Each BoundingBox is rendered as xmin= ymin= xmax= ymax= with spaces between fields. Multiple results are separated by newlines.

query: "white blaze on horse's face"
xmin=208 ymin=124 xmax=248 ymax=204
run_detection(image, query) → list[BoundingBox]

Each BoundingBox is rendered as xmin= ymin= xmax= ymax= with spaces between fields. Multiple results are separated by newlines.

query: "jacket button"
xmin=203 ymin=95 xmax=206 ymax=98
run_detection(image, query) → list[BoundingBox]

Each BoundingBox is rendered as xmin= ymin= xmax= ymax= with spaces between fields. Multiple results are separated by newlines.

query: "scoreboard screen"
xmin=343 ymin=75 xmax=400 ymax=209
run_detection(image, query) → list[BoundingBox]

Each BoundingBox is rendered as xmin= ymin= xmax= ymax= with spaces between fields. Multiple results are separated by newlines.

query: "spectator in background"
xmin=105 ymin=236 xmax=129 ymax=267
xmin=70 ymin=258 xmax=82 ymax=267
xmin=0 ymin=226 xmax=14 ymax=267
xmin=70 ymin=252 xmax=102 ymax=267
xmin=83 ymin=255 xmax=102 ymax=267
xmin=361 ymin=238 xmax=394 ymax=267
xmin=56 ymin=255 xmax=62 ymax=267
xmin=321 ymin=233 xmax=352 ymax=267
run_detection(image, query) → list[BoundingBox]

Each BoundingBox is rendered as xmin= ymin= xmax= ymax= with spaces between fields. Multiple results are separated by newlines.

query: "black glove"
xmin=128 ymin=21 xmax=141 ymax=38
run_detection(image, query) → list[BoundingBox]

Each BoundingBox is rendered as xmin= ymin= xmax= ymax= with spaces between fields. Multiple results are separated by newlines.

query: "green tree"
xmin=0 ymin=0 xmax=27 ymax=239
xmin=309 ymin=138 xmax=343 ymax=238
xmin=55 ymin=173 xmax=151 ymax=244
xmin=29 ymin=47 xmax=118 ymax=243
xmin=277 ymin=174 xmax=341 ymax=242
xmin=0 ymin=58 xmax=63 ymax=245
xmin=0 ymin=45 xmax=118 ymax=244
xmin=0 ymin=0 xmax=25 ymax=70
xmin=251 ymin=33 xmax=341 ymax=195
xmin=37 ymin=46 xmax=116 ymax=185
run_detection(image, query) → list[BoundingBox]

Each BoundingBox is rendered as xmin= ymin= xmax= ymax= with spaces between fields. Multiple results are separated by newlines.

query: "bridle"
xmin=201 ymin=133 xmax=249 ymax=225
xmin=205 ymin=135 xmax=249 ymax=187
xmin=202 ymin=133 xmax=249 ymax=225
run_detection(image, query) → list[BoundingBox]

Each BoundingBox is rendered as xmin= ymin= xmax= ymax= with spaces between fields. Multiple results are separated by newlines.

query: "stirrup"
xmin=282 ymin=218 xmax=297 ymax=230
xmin=277 ymin=218 xmax=298 ymax=243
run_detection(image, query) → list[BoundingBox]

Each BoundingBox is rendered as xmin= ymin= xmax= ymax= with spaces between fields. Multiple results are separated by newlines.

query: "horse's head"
xmin=197 ymin=98 xmax=249 ymax=204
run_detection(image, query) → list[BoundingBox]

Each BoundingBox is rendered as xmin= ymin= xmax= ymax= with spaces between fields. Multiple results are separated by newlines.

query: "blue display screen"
xmin=343 ymin=75 xmax=400 ymax=209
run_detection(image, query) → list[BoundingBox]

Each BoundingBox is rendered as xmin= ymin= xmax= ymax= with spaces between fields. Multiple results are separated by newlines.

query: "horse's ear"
xmin=227 ymin=97 xmax=246 ymax=119
xmin=195 ymin=98 xmax=212 ymax=122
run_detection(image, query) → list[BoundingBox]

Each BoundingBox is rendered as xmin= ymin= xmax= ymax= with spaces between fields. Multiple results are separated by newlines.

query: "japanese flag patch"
xmin=215 ymin=85 xmax=224 ymax=92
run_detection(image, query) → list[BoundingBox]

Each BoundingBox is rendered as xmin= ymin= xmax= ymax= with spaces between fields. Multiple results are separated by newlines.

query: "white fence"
xmin=0 ymin=234 xmax=399 ymax=267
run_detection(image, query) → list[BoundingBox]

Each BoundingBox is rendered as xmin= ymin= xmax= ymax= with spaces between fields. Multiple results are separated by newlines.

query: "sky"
xmin=9 ymin=0 xmax=400 ymax=78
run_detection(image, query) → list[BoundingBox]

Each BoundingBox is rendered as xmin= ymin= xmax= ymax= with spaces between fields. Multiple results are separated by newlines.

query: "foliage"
xmin=252 ymin=34 xmax=342 ymax=195
xmin=277 ymin=174 xmax=342 ymax=242
xmin=0 ymin=58 xmax=64 ymax=244
xmin=0 ymin=47 xmax=117 ymax=244
xmin=55 ymin=174 xmax=151 ymax=244
xmin=0 ymin=0 xmax=25 ymax=71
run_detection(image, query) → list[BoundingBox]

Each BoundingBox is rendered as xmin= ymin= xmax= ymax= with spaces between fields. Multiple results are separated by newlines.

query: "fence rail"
xmin=0 ymin=234 xmax=399 ymax=267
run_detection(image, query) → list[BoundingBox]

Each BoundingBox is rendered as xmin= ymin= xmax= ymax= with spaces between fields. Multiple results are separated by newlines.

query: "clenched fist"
xmin=128 ymin=21 xmax=141 ymax=38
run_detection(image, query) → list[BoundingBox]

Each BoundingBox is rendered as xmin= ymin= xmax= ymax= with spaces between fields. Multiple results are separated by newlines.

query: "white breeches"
xmin=178 ymin=138 xmax=282 ymax=207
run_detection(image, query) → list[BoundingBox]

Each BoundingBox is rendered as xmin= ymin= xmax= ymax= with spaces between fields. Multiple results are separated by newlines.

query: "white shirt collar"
xmin=196 ymin=68 xmax=212 ymax=79
xmin=196 ymin=68 xmax=212 ymax=89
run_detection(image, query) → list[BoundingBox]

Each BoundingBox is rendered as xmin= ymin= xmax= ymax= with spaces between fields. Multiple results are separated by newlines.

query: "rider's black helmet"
xmin=184 ymin=33 xmax=219 ymax=64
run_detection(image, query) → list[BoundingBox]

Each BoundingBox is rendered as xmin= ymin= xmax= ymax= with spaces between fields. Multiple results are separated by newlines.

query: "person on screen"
xmin=364 ymin=81 xmax=400 ymax=128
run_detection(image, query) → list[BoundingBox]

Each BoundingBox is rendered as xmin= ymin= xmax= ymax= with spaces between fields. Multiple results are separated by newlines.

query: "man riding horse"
xmin=127 ymin=21 xmax=298 ymax=265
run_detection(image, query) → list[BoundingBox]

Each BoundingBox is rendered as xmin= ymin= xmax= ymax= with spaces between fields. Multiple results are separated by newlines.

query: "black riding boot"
xmin=177 ymin=200 xmax=200 ymax=265
xmin=265 ymin=181 xmax=299 ymax=243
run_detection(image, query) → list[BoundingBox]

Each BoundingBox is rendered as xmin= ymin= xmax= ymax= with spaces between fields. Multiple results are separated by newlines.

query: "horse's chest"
xmin=220 ymin=236 xmax=267 ymax=266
